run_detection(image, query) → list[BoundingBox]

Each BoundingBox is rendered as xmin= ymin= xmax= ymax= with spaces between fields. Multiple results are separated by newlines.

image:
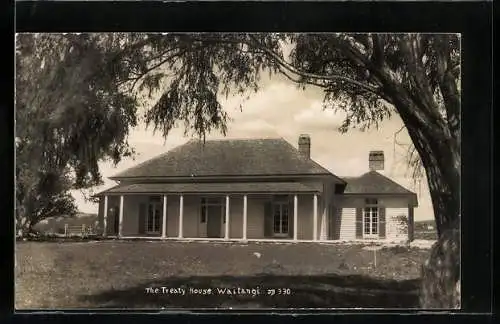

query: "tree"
xmin=15 ymin=137 xmax=77 ymax=236
xmin=15 ymin=33 xmax=138 ymax=235
xmin=17 ymin=33 xmax=460 ymax=307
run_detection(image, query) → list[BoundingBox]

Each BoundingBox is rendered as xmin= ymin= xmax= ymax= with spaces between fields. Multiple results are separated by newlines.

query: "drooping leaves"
xmin=16 ymin=33 xmax=139 ymax=231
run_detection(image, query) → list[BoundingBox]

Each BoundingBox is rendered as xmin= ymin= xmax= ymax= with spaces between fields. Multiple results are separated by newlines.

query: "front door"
xmin=207 ymin=205 xmax=222 ymax=238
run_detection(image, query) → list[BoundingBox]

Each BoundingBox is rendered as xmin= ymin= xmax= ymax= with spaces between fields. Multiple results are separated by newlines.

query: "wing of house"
xmin=95 ymin=135 xmax=417 ymax=243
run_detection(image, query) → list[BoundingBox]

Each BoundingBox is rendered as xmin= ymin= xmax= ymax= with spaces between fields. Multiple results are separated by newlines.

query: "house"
xmin=95 ymin=135 xmax=417 ymax=243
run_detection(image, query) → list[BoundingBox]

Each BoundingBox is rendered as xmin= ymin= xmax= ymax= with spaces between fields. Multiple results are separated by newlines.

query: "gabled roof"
xmin=342 ymin=170 xmax=416 ymax=195
xmin=111 ymin=138 xmax=342 ymax=180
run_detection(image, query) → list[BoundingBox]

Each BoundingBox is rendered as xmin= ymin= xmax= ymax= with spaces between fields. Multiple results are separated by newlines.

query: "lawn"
xmin=15 ymin=240 xmax=430 ymax=309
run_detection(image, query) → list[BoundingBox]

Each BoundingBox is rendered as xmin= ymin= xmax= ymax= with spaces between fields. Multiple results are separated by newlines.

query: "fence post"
xmin=64 ymin=224 xmax=68 ymax=237
xmin=82 ymin=224 xmax=86 ymax=237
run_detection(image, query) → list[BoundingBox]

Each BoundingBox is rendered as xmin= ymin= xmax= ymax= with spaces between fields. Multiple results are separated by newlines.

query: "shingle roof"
xmin=95 ymin=181 xmax=322 ymax=196
xmin=342 ymin=170 xmax=416 ymax=195
xmin=111 ymin=138 xmax=339 ymax=179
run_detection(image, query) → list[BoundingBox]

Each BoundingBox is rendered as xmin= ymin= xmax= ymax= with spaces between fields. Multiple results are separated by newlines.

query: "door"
xmin=207 ymin=205 xmax=222 ymax=238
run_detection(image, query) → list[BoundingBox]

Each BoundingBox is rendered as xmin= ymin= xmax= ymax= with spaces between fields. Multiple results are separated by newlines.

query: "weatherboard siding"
xmin=336 ymin=196 xmax=411 ymax=242
xmin=338 ymin=208 xmax=357 ymax=240
xmin=229 ymin=196 xmax=244 ymax=239
xmin=246 ymin=197 xmax=265 ymax=239
xmin=180 ymin=196 xmax=198 ymax=238
xmin=166 ymin=198 xmax=179 ymax=237
xmin=297 ymin=194 xmax=314 ymax=240
xmin=121 ymin=196 xmax=139 ymax=236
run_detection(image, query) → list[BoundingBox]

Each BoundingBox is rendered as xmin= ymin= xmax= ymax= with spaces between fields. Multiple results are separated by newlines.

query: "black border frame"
xmin=5 ymin=1 xmax=493 ymax=323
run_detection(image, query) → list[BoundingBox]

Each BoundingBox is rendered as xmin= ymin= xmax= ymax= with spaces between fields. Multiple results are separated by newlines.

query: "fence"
xmin=414 ymin=230 xmax=437 ymax=240
xmin=63 ymin=224 xmax=97 ymax=237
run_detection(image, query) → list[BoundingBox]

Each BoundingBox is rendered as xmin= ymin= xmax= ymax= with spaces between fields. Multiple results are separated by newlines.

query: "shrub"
xmin=394 ymin=214 xmax=408 ymax=231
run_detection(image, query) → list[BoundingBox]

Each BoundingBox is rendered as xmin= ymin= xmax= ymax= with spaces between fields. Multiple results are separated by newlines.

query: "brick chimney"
xmin=298 ymin=134 xmax=311 ymax=159
xmin=369 ymin=150 xmax=384 ymax=171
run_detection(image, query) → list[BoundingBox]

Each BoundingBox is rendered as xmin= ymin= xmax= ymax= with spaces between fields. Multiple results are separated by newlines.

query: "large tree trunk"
xmin=397 ymin=101 xmax=461 ymax=309
xmin=420 ymin=217 xmax=460 ymax=308
xmin=417 ymin=144 xmax=460 ymax=308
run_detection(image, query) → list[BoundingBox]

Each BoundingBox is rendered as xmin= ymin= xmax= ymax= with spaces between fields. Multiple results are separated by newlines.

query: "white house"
xmin=95 ymin=135 xmax=417 ymax=243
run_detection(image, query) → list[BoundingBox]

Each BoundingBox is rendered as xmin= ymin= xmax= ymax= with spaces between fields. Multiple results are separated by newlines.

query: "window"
xmin=363 ymin=198 xmax=379 ymax=238
xmin=146 ymin=196 xmax=162 ymax=233
xmin=273 ymin=202 xmax=289 ymax=236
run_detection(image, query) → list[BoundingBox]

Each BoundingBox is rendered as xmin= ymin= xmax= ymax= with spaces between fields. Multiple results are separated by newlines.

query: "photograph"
xmin=15 ymin=32 xmax=461 ymax=310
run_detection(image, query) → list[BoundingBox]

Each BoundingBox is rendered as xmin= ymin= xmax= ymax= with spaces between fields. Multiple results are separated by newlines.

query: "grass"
xmin=15 ymin=240 xmax=430 ymax=309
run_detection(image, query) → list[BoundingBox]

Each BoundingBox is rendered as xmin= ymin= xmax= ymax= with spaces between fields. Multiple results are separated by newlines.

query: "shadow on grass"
xmin=78 ymin=272 xmax=420 ymax=309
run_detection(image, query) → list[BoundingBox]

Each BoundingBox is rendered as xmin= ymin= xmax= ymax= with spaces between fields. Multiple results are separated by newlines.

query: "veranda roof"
xmin=95 ymin=181 xmax=322 ymax=196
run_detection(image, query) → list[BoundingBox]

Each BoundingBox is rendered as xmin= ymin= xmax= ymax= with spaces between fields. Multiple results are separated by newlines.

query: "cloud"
xmin=292 ymin=100 xmax=347 ymax=131
xmin=230 ymin=119 xmax=280 ymax=137
xmin=225 ymin=81 xmax=310 ymax=121
xmin=128 ymin=122 xmax=188 ymax=146
xmin=319 ymin=156 xmax=367 ymax=177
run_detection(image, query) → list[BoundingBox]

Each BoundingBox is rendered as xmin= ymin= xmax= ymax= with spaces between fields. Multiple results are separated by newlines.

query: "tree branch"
xmin=278 ymin=67 xmax=330 ymax=89
xmin=369 ymin=36 xmax=449 ymax=143
xmin=178 ymin=33 xmax=384 ymax=98
xmin=434 ymin=37 xmax=461 ymax=145
xmin=380 ymin=75 xmax=445 ymax=141
xmin=246 ymin=34 xmax=383 ymax=96
xmin=118 ymin=48 xmax=188 ymax=92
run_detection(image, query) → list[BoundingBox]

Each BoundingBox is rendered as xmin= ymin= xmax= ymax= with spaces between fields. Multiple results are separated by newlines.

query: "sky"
xmin=71 ymin=74 xmax=435 ymax=221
